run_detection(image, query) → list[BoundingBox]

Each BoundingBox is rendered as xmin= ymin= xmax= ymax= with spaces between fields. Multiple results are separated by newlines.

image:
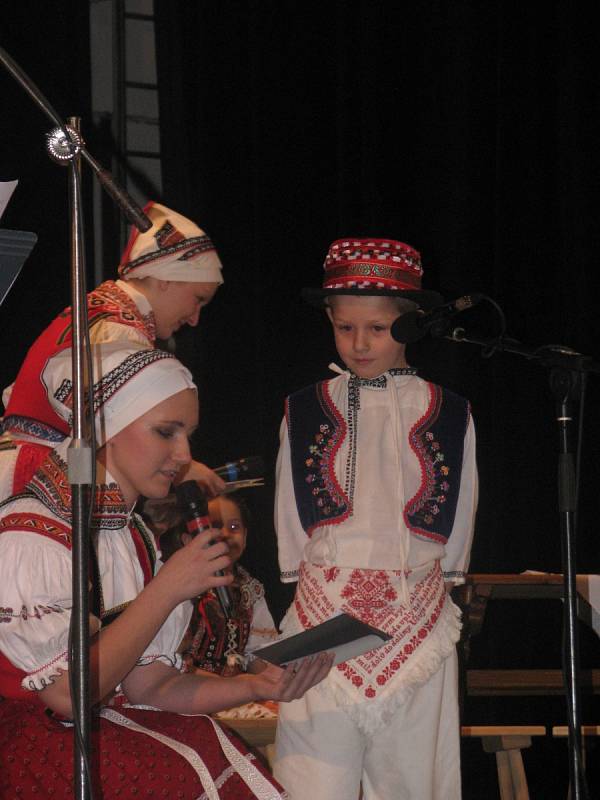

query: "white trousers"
xmin=274 ymin=650 xmax=461 ymax=800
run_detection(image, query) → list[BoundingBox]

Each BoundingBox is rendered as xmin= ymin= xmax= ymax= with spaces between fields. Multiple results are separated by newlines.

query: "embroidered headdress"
xmin=302 ymin=238 xmax=442 ymax=309
xmin=118 ymin=201 xmax=224 ymax=284
xmin=43 ymin=343 xmax=196 ymax=445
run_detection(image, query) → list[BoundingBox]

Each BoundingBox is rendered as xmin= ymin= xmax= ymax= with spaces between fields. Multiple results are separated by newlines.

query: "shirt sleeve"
xmin=440 ymin=413 xmax=478 ymax=585
xmin=89 ymin=318 xmax=151 ymax=347
xmin=246 ymin=596 xmax=278 ymax=653
xmin=275 ymin=415 xmax=309 ymax=583
xmin=133 ymin=553 xmax=193 ymax=671
xmin=0 ymin=532 xmax=78 ymax=691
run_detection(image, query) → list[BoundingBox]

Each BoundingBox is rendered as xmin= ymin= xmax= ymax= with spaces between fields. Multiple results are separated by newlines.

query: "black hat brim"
xmin=301 ymin=286 xmax=444 ymax=311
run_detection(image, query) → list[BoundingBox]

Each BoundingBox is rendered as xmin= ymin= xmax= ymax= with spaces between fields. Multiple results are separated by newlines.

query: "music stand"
xmin=0 ymin=228 xmax=37 ymax=307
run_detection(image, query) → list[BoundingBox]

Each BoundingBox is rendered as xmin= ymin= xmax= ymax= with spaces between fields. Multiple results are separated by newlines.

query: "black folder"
xmin=252 ymin=612 xmax=391 ymax=668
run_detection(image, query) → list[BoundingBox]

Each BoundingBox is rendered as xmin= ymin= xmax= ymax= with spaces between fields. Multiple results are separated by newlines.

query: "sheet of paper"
xmin=0 ymin=180 xmax=18 ymax=221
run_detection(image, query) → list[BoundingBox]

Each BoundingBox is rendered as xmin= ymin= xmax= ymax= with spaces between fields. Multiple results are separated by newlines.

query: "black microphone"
xmin=213 ymin=456 xmax=264 ymax=483
xmin=175 ymin=480 xmax=233 ymax=619
xmin=391 ymin=293 xmax=484 ymax=343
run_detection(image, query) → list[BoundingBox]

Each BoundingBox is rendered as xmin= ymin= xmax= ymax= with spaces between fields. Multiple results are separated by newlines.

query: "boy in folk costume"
xmin=273 ymin=239 xmax=478 ymax=800
xmin=0 ymin=201 xmax=226 ymax=499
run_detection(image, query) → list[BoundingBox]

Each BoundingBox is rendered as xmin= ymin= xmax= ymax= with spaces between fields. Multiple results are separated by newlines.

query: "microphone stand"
xmin=447 ymin=326 xmax=600 ymax=800
xmin=0 ymin=45 xmax=151 ymax=800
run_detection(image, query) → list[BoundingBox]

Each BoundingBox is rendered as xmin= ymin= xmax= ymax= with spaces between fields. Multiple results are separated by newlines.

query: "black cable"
xmin=477 ymin=294 xmax=507 ymax=358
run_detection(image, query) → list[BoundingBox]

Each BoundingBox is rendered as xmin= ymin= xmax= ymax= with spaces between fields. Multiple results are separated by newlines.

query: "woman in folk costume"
xmin=273 ymin=239 xmax=478 ymax=800
xmin=0 ymin=343 xmax=331 ymax=799
xmin=0 ymin=201 xmax=226 ymax=500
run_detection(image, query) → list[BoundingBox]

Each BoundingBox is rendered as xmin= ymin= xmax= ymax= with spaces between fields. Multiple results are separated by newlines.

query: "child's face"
xmin=326 ymin=295 xmax=408 ymax=379
xmin=208 ymin=496 xmax=248 ymax=563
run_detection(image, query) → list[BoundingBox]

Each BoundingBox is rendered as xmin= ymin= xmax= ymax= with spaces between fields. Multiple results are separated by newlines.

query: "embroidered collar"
xmin=346 ymin=367 xmax=418 ymax=415
xmin=27 ymin=450 xmax=130 ymax=529
xmin=106 ymin=279 xmax=157 ymax=343
xmin=348 ymin=366 xmax=417 ymax=390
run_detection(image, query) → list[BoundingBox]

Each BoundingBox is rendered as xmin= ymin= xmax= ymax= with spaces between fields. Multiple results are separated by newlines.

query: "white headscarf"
xmin=43 ymin=343 xmax=196 ymax=445
xmin=118 ymin=201 xmax=224 ymax=284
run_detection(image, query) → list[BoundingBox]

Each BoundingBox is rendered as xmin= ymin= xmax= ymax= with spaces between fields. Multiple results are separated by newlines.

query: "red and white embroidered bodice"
xmin=0 ymin=444 xmax=191 ymax=700
xmin=1 ymin=280 xmax=156 ymax=444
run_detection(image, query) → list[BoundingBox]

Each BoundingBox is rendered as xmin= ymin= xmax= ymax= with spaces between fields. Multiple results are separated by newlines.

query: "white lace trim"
xmin=101 ymin=707 xmax=285 ymax=800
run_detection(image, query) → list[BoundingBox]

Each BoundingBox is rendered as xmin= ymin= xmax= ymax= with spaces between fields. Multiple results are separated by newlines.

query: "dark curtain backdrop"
xmin=0 ymin=5 xmax=94 ymax=348
xmin=154 ymin=4 xmax=600 ymax=792
xmin=154 ymin=3 xmax=599 ymax=592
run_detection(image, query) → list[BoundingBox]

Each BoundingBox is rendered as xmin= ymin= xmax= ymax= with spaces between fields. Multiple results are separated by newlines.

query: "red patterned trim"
xmin=28 ymin=450 xmax=129 ymax=529
xmin=0 ymin=512 xmax=72 ymax=549
xmin=336 ymin=590 xmax=446 ymax=694
xmin=294 ymin=561 xmax=447 ymax=699
xmin=120 ymin=235 xmax=215 ymax=277
xmin=324 ymin=262 xmax=422 ymax=290
xmin=12 ymin=443 xmax=52 ymax=495
xmin=56 ymin=280 xmax=156 ymax=346
xmin=129 ymin=523 xmax=154 ymax=586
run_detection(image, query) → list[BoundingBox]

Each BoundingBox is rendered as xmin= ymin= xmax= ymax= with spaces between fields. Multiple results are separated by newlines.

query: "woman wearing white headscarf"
xmin=0 ymin=343 xmax=331 ymax=799
xmin=0 ymin=201 xmax=227 ymax=502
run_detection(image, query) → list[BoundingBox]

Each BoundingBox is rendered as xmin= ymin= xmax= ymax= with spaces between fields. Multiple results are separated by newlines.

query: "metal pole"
xmin=67 ymin=116 xmax=93 ymax=800
xmin=552 ymin=369 xmax=584 ymax=800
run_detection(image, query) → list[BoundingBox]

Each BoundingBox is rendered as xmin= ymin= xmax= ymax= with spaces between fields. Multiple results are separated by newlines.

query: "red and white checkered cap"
xmin=302 ymin=238 xmax=441 ymax=309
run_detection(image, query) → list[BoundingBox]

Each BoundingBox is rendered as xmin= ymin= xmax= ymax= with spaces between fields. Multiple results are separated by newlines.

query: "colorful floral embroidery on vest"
xmin=287 ymin=380 xmax=351 ymax=536
xmin=304 ymin=419 xmax=347 ymax=519
xmin=404 ymin=383 xmax=469 ymax=544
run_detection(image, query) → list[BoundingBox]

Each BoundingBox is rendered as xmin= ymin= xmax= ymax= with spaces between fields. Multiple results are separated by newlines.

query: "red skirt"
xmin=0 ymin=698 xmax=286 ymax=799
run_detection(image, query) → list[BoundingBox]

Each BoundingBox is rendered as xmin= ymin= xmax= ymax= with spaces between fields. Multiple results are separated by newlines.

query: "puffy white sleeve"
xmin=440 ymin=414 xmax=478 ymax=585
xmin=0 ymin=532 xmax=78 ymax=692
xmin=114 ymin=527 xmax=193 ymax=671
xmin=0 ymin=446 xmax=19 ymax=501
xmin=275 ymin=415 xmax=309 ymax=583
xmin=135 ymin=583 xmax=192 ymax=670
xmin=96 ymin=521 xmax=193 ymax=674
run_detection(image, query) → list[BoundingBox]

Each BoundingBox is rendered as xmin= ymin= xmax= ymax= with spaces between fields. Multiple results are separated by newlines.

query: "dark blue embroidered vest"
xmin=286 ymin=380 xmax=351 ymax=536
xmin=286 ymin=377 xmax=470 ymax=544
